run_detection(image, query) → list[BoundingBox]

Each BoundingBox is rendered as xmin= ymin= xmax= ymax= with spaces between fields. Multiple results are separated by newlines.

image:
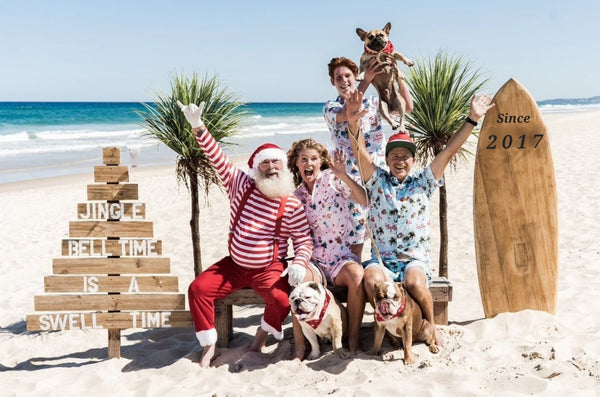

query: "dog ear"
xmin=307 ymin=281 xmax=321 ymax=292
xmin=356 ymin=27 xmax=367 ymax=41
xmin=383 ymin=22 xmax=392 ymax=34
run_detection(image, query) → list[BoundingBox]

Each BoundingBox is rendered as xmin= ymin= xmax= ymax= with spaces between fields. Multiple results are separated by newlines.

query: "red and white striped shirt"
xmin=196 ymin=130 xmax=312 ymax=269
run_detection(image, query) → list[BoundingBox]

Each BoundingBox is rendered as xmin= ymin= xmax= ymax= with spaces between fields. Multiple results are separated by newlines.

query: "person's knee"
xmin=404 ymin=266 xmax=426 ymax=292
xmin=343 ymin=262 xmax=365 ymax=287
xmin=188 ymin=277 xmax=204 ymax=299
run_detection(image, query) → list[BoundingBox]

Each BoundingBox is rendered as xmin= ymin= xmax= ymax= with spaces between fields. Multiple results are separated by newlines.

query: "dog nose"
xmin=294 ymin=298 xmax=303 ymax=305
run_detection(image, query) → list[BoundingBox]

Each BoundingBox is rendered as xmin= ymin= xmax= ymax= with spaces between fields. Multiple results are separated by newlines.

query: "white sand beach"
xmin=1 ymin=109 xmax=599 ymax=396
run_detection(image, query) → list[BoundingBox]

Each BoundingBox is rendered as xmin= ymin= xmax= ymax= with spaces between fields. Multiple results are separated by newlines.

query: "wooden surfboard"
xmin=473 ymin=78 xmax=558 ymax=318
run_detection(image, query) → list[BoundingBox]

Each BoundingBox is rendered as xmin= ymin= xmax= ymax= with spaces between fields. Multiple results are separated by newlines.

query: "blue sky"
xmin=1 ymin=0 xmax=598 ymax=102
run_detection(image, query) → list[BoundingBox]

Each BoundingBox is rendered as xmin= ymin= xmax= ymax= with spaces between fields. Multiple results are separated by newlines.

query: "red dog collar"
xmin=375 ymin=294 xmax=406 ymax=323
xmin=306 ymin=292 xmax=330 ymax=329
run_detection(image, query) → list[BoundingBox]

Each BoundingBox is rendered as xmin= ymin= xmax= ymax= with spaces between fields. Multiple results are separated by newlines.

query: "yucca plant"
xmin=138 ymin=73 xmax=247 ymax=276
xmin=406 ymin=51 xmax=488 ymax=278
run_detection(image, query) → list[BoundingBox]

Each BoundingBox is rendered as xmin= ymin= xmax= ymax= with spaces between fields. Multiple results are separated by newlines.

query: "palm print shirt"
xmin=323 ymin=95 xmax=387 ymax=244
xmin=294 ymin=169 xmax=359 ymax=267
xmin=364 ymin=165 xmax=443 ymax=269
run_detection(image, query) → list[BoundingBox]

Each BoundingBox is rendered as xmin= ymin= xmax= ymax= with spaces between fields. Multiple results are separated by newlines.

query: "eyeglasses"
xmin=258 ymin=159 xmax=283 ymax=168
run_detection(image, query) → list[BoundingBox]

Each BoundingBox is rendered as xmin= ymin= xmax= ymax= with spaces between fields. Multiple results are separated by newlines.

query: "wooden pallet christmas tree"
xmin=26 ymin=147 xmax=193 ymax=358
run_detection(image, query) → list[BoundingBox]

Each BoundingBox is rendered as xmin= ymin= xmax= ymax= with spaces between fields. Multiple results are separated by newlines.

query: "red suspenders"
xmin=229 ymin=184 xmax=288 ymax=264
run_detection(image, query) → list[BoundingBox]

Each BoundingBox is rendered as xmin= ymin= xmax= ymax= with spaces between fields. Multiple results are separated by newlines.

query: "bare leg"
xmin=250 ymin=328 xmax=269 ymax=352
xmin=334 ymin=262 xmax=366 ymax=354
xmin=199 ymin=344 xmax=217 ymax=368
xmin=363 ymin=266 xmax=387 ymax=307
xmin=404 ymin=267 xmax=443 ymax=346
xmin=291 ymin=315 xmax=306 ymax=361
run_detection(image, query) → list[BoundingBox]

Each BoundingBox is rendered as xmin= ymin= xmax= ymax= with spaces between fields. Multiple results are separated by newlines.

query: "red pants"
xmin=188 ymin=256 xmax=290 ymax=336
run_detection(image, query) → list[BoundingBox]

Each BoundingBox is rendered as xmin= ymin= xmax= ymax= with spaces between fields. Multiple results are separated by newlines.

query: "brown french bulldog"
xmin=356 ymin=22 xmax=414 ymax=131
xmin=370 ymin=280 xmax=438 ymax=364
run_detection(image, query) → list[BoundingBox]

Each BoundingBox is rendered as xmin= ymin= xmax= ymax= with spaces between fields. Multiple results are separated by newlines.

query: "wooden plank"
xmin=87 ymin=184 xmax=138 ymax=201
xmin=69 ymin=220 xmax=153 ymax=238
xmin=103 ymin=147 xmax=121 ymax=165
xmin=108 ymin=329 xmax=121 ymax=359
xmin=77 ymin=202 xmax=145 ymax=220
xmin=62 ymin=239 xmax=162 ymax=256
xmin=44 ymin=275 xmax=179 ymax=293
xmin=214 ymin=278 xmax=454 ymax=347
xmin=33 ymin=293 xmax=186 ymax=312
xmin=26 ymin=310 xmax=193 ymax=331
xmin=53 ymin=257 xmax=170 ymax=274
xmin=94 ymin=166 xmax=129 ymax=183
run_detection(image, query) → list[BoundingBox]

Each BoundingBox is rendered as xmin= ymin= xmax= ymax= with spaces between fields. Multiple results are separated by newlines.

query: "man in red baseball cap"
xmin=178 ymin=101 xmax=313 ymax=368
xmin=343 ymin=90 xmax=494 ymax=349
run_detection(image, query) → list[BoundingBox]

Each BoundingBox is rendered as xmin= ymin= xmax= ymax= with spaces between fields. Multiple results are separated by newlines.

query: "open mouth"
xmin=293 ymin=307 xmax=311 ymax=320
xmin=377 ymin=300 xmax=395 ymax=317
xmin=303 ymin=169 xmax=314 ymax=178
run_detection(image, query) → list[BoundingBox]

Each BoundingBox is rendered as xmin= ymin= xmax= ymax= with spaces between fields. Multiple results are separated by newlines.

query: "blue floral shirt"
xmin=365 ymin=165 xmax=443 ymax=269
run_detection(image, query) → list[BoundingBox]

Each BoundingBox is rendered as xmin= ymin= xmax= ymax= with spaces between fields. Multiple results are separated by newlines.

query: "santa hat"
xmin=385 ymin=132 xmax=416 ymax=157
xmin=247 ymin=143 xmax=287 ymax=177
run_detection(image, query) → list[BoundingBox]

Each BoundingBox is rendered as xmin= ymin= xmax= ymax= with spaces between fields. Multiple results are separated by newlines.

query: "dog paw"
xmin=429 ymin=344 xmax=440 ymax=354
xmin=307 ymin=351 xmax=320 ymax=360
xmin=407 ymin=60 xmax=414 ymax=67
xmin=403 ymin=355 xmax=415 ymax=365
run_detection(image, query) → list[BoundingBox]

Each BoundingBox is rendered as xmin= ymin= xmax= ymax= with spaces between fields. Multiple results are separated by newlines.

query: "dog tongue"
xmin=378 ymin=301 xmax=392 ymax=315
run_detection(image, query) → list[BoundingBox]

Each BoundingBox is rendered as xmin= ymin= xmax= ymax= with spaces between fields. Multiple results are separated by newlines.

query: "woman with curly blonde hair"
xmin=287 ymin=138 xmax=368 ymax=357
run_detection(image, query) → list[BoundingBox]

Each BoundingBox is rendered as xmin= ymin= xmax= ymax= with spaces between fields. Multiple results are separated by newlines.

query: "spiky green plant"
xmin=138 ymin=73 xmax=247 ymax=276
xmin=406 ymin=51 xmax=488 ymax=278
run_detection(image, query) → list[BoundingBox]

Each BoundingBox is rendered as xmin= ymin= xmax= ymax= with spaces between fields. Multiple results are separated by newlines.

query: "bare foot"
xmin=250 ymin=328 xmax=268 ymax=352
xmin=199 ymin=344 xmax=217 ymax=368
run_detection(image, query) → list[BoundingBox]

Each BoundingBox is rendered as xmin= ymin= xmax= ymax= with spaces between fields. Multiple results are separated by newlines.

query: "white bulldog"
xmin=289 ymin=281 xmax=348 ymax=359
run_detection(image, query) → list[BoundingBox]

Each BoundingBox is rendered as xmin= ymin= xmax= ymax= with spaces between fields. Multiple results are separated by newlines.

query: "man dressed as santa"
xmin=178 ymin=101 xmax=313 ymax=368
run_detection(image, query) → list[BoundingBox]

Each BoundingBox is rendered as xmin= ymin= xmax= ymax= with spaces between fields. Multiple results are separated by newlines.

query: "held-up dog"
xmin=369 ymin=280 xmax=439 ymax=364
xmin=356 ymin=22 xmax=414 ymax=131
xmin=289 ymin=281 xmax=348 ymax=359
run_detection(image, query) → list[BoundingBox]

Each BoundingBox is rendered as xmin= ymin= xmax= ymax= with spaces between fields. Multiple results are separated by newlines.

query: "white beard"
xmin=255 ymin=167 xmax=295 ymax=198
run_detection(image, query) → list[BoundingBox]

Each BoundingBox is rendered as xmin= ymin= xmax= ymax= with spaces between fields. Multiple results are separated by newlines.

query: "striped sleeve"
xmin=194 ymin=129 xmax=239 ymax=190
xmin=280 ymin=195 xmax=313 ymax=268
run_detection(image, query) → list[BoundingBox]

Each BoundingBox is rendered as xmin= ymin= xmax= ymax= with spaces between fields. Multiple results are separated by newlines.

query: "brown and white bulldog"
xmin=370 ymin=281 xmax=438 ymax=364
xmin=356 ymin=22 xmax=414 ymax=131
xmin=289 ymin=281 xmax=348 ymax=359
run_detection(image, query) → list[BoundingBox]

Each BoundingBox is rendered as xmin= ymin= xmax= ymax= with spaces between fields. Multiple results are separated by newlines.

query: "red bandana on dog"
xmin=364 ymin=41 xmax=395 ymax=55
xmin=375 ymin=294 xmax=406 ymax=323
xmin=305 ymin=292 xmax=331 ymax=329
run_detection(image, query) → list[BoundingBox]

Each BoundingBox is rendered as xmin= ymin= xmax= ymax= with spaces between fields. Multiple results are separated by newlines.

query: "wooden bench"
xmin=214 ymin=277 xmax=453 ymax=347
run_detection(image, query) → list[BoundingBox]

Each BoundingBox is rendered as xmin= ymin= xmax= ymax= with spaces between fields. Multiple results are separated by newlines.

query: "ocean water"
xmin=0 ymin=98 xmax=598 ymax=184
xmin=0 ymin=102 xmax=330 ymax=184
